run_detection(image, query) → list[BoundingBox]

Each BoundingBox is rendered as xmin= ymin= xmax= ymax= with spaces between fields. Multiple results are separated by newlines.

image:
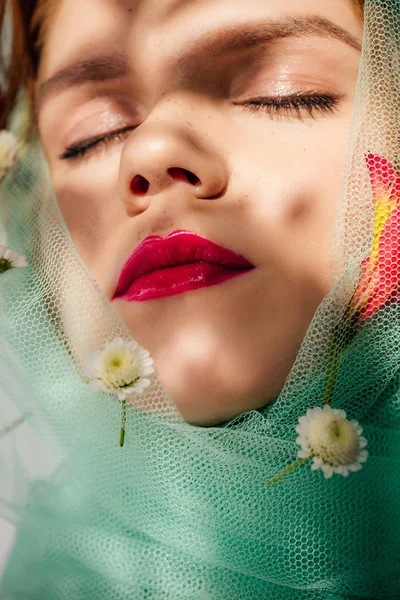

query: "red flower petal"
xmin=365 ymin=153 xmax=400 ymax=200
xmin=360 ymin=203 xmax=400 ymax=320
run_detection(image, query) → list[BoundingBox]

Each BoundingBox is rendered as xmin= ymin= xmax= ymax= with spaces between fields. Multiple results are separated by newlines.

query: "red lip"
xmin=112 ymin=230 xmax=255 ymax=302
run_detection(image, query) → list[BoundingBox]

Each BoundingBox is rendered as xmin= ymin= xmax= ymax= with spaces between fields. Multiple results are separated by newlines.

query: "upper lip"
xmin=112 ymin=229 xmax=255 ymax=298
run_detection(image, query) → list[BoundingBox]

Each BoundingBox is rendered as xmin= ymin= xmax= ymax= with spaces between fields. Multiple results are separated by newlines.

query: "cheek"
xmin=282 ymin=158 xmax=344 ymax=271
xmin=285 ymin=149 xmax=348 ymax=291
xmin=233 ymin=126 xmax=349 ymax=292
xmin=51 ymin=159 xmax=124 ymax=267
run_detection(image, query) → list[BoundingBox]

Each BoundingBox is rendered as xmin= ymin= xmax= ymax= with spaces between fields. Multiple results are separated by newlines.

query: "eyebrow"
xmin=37 ymin=15 xmax=361 ymax=111
xmin=211 ymin=15 xmax=362 ymax=56
xmin=36 ymin=53 xmax=128 ymax=112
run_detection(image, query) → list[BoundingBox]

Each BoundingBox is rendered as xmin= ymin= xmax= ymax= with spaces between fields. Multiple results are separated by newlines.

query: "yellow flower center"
xmin=96 ymin=348 xmax=141 ymax=388
xmin=306 ymin=413 xmax=360 ymax=465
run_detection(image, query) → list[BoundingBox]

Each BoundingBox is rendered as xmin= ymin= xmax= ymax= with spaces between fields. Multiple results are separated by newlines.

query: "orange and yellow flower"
xmin=350 ymin=153 xmax=400 ymax=323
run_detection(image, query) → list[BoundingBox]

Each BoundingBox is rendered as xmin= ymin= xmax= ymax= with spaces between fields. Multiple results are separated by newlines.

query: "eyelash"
xmin=59 ymin=92 xmax=341 ymax=161
xmin=240 ymin=92 xmax=341 ymax=119
xmin=60 ymin=126 xmax=135 ymax=161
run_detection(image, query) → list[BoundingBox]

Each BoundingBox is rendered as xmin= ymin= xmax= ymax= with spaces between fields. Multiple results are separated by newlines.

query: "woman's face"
xmin=36 ymin=0 xmax=362 ymax=425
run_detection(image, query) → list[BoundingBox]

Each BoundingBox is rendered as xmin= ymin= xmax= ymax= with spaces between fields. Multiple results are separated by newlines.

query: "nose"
xmin=120 ymin=121 xmax=229 ymax=213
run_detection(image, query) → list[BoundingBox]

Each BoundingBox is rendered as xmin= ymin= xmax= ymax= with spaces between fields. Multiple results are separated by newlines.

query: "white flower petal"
xmin=347 ymin=462 xmax=362 ymax=472
xmin=84 ymin=337 xmax=154 ymax=399
xmin=89 ymin=380 xmax=107 ymax=393
xmin=13 ymin=256 xmax=28 ymax=267
xmin=307 ymin=407 xmax=323 ymax=419
xmin=142 ymin=357 xmax=154 ymax=367
xmin=296 ymin=419 xmax=309 ymax=432
xmin=333 ymin=409 xmax=347 ymax=419
xmin=322 ymin=464 xmax=334 ymax=478
xmin=139 ymin=377 xmax=151 ymax=388
xmin=297 ymin=449 xmax=310 ymax=459
xmin=351 ymin=421 xmax=363 ymax=434
xmin=137 ymin=346 xmax=149 ymax=356
xmin=128 ymin=383 xmax=143 ymax=395
xmin=296 ymin=436 xmax=311 ymax=454
xmin=295 ymin=404 xmax=369 ymax=479
xmin=334 ymin=465 xmax=349 ymax=476
xmin=142 ymin=367 xmax=155 ymax=377
xmin=0 ymin=244 xmax=29 ymax=272
xmin=333 ymin=464 xmax=344 ymax=475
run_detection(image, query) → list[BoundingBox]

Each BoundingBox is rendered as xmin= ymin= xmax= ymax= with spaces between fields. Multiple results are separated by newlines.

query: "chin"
xmin=158 ymin=363 xmax=279 ymax=427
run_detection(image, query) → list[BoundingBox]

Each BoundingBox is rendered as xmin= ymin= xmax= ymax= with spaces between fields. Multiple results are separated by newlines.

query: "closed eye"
xmin=237 ymin=92 xmax=342 ymax=120
xmin=59 ymin=92 xmax=340 ymax=162
xmin=59 ymin=126 xmax=135 ymax=161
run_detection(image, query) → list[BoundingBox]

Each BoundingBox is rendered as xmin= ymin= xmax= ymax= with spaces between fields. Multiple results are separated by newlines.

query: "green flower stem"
xmin=322 ymin=340 xmax=342 ymax=406
xmin=0 ymin=414 xmax=28 ymax=439
xmin=266 ymin=312 xmax=358 ymax=487
xmin=119 ymin=400 xmax=127 ymax=448
xmin=266 ymin=457 xmax=311 ymax=487
xmin=265 ymin=336 xmax=344 ymax=488
xmin=322 ymin=306 xmax=359 ymax=405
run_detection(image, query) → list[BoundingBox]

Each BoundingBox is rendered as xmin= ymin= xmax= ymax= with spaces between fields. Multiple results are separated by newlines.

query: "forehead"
xmin=38 ymin=0 xmax=362 ymax=85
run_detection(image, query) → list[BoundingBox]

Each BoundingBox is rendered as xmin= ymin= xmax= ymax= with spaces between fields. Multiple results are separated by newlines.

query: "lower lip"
xmin=115 ymin=262 xmax=253 ymax=302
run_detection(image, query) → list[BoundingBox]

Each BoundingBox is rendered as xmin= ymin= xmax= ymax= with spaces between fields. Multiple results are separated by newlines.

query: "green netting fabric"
xmin=0 ymin=1 xmax=400 ymax=598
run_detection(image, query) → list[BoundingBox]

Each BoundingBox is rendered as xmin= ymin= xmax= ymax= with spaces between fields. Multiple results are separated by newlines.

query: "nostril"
xmin=130 ymin=175 xmax=150 ymax=196
xmin=168 ymin=167 xmax=201 ymax=186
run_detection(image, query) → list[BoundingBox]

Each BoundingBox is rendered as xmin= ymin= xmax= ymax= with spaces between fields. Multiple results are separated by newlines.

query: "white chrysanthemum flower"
xmin=0 ymin=244 xmax=29 ymax=273
xmin=0 ymin=131 xmax=19 ymax=179
xmin=295 ymin=405 xmax=368 ymax=478
xmin=84 ymin=337 xmax=154 ymax=400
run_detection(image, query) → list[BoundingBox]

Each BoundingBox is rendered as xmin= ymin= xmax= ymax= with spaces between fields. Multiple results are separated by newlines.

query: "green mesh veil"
xmin=0 ymin=1 xmax=400 ymax=598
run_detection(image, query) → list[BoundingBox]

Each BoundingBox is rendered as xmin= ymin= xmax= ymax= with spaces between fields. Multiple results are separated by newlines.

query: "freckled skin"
xmin=37 ymin=0 xmax=362 ymax=425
